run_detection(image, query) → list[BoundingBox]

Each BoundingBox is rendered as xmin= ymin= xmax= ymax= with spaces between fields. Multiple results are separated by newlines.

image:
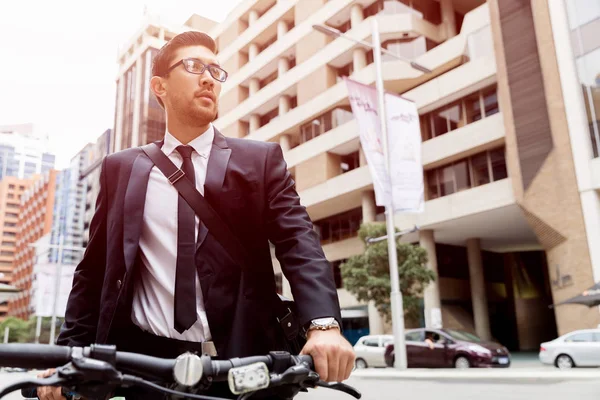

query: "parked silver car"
xmin=353 ymin=334 xmax=394 ymax=368
xmin=539 ymin=328 xmax=600 ymax=369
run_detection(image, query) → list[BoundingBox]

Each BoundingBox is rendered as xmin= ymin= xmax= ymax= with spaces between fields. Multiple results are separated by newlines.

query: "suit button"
xmin=116 ymin=279 xmax=122 ymax=289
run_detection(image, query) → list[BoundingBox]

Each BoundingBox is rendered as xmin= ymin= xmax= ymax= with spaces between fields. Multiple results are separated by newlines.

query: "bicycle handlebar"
xmin=0 ymin=343 xmax=354 ymax=400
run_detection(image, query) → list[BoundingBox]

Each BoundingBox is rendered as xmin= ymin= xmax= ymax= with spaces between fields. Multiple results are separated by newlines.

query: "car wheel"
xmin=454 ymin=356 xmax=471 ymax=369
xmin=555 ymin=354 xmax=575 ymax=369
xmin=355 ymin=358 xmax=368 ymax=369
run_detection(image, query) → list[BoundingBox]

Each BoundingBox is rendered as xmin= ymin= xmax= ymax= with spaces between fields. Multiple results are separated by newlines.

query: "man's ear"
xmin=150 ymin=76 xmax=166 ymax=103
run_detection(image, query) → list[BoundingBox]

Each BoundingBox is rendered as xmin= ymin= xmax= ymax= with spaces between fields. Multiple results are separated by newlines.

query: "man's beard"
xmin=172 ymin=96 xmax=218 ymax=126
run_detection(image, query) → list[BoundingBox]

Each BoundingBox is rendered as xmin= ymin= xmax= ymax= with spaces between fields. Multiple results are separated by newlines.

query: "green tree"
xmin=340 ymin=223 xmax=435 ymax=322
xmin=0 ymin=316 xmax=30 ymax=342
xmin=0 ymin=316 xmax=65 ymax=343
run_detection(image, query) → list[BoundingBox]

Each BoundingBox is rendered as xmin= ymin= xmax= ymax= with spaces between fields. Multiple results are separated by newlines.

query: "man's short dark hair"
xmin=151 ymin=31 xmax=218 ymax=108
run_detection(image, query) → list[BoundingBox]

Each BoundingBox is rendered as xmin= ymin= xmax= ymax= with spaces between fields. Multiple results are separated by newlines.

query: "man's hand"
xmin=300 ymin=329 xmax=355 ymax=382
xmin=36 ymin=368 xmax=66 ymax=400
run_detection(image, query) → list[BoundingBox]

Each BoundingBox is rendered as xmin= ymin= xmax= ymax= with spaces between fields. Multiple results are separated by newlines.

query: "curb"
xmin=350 ymin=369 xmax=600 ymax=382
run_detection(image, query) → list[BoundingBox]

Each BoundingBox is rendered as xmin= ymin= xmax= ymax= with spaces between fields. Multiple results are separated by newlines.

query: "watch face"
xmin=314 ymin=317 xmax=336 ymax=326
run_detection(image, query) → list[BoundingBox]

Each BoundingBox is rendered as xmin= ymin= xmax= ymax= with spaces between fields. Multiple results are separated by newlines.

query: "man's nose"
xmin=199 ymin=70 xmax=215 ymax=89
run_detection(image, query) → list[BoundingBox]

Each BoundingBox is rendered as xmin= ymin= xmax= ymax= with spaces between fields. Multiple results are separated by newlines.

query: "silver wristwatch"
xmin=307 ymin=317 xmax=340 ymax=333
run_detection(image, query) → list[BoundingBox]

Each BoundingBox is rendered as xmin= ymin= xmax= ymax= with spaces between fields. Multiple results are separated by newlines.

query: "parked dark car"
xmin=384 ymin=328 xmax=511 ymax=368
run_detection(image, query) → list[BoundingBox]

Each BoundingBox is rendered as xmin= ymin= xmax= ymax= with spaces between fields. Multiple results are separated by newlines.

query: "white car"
xmin=539 ymin=328 xmax=600 ymax=369
xmin=353 ymin=334 xmax=394 ymax=368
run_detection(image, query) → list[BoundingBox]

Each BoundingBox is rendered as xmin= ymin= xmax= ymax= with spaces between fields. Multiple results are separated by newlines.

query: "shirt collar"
xmin=163 ymin=124 xmax=214 ymax=159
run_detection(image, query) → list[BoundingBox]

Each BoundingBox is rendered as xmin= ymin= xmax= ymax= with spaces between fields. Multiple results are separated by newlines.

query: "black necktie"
xmin=174 ymin=145 xmax=197 ymax=333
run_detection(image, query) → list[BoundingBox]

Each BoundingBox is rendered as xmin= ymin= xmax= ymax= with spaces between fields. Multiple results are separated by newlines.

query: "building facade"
xmin=81 ymin=129 xmax=111 ymax=246
xmin=0 ymin=177 xmax=32 ymax=318
xmin=110 ymin=14 xmax=217 ymax=153
xmin=8 ymin=171 xmax=57 ymax=319
xmin=208 ymin=0 xmax=600 ymax=350
xmin=0 ymin=123 xmax=55 ymax=180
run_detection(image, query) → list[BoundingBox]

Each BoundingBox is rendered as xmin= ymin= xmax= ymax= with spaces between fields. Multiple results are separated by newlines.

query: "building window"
xmin=260 ymin=107 xmax=279 ymax=127
xmin=1 ymin=241 xmax=14 ymax=247
xmin=4 ymin=222 xmax=16 ymax=228
xmin=421 ymin=86 xmax=499 ymax=141
xmin=260 ymin=70 xmax=278 ymax=89
xmin=330 ymin=259 xmax=346 ymax=288
xmin=314 ymin=207 xmax=362 ymax=245
xmin=0 ymin=251 xmax=14 ymax=257
xmin=6 ymin=213 xmax=18 ymax=218
xmin=341 ymin=151 xmax=360 ymax=174
xmin=299 ymin=107 xmax=354 ymax=145
xmin=3 ymin=232 xmax=16 ymax=238
xmin=426 ymin=147 xmax=508 ymax=199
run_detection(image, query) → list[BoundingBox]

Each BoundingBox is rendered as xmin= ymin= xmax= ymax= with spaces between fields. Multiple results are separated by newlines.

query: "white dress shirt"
xmin=132 ymin=124 xmax=214 ymax=341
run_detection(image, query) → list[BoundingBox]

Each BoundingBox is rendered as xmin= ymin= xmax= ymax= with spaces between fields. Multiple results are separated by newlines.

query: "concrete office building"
xmin=0 ymin=123 xmax=55 ymax=181
xmin=0 ymin=177 xmax=32 ymax=318
xmin=8 ymin=170 xmax=57 ymax=320
xmin=110 ymin=0 xmax=600 ymax=350
xmin=81 ymin=129 xmax=111 ymax=246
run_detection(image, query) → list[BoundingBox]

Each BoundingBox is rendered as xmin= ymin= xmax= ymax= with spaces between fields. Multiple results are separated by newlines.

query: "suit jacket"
xmin=56 ymin=128 xmax=342 ymax=358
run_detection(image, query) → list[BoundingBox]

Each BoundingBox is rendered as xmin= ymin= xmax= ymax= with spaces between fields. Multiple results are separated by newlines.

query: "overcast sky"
xmin=0 ymin=0 xmax=243 ymax=168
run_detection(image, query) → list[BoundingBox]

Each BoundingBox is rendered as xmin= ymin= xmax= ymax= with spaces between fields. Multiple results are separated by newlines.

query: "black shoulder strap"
xmin=141 ymin=142 xmax=250 ymax=269
xmin=140 ymin=143 xmax=300 ymax=340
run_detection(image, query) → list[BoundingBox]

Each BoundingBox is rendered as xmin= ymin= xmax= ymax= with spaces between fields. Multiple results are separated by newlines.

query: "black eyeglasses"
xmin=165 ymin=58 xmax=228 ymax=82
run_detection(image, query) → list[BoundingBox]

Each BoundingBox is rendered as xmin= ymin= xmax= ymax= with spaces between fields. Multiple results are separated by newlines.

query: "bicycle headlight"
xmin=228 ymin=362 xmax=270 ymax=395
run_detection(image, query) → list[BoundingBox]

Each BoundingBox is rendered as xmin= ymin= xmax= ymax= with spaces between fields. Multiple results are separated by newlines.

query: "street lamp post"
xmin=313 ymin=20 xmax=430 ymax=370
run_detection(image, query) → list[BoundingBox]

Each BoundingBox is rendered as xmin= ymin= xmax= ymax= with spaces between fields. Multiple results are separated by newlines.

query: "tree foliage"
xmin=340 ymin=223 xmax=435 ymax=322
xmin=0 ymin=316 xmax=64 ymax=343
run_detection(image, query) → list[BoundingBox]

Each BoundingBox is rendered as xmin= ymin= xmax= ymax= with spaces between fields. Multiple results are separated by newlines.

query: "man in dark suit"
xmin=37 ymin=31 xmax=354 ymax=399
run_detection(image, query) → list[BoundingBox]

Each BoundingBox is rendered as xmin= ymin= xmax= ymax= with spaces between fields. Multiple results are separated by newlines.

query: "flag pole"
xmin=372 ymin=18 xmax=407 ymax=370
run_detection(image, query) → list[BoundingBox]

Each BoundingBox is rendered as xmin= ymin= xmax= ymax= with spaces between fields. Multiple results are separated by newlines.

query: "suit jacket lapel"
xmin=197 ymin=129 xmax=231 ymax=251
xmin=123 ymin=151 xmax=154 ymax=272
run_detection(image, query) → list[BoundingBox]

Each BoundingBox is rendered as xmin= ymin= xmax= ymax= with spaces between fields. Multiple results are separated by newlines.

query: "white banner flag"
xmin=31 ymin=263 xmax=76 ymax=318
xmin=344 ymin=78 xmax=424 ymax=213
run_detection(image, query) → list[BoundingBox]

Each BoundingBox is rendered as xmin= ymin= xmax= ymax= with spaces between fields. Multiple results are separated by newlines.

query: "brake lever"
xmin=315 ymin=380 xmax=362 ymax=399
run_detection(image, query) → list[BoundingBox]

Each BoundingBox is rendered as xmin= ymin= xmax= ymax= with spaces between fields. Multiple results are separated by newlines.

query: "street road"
xmin=1 ymin=369 xmax=599 ymax=399
xmin=297 ymin=375 xmax=600 ymax=400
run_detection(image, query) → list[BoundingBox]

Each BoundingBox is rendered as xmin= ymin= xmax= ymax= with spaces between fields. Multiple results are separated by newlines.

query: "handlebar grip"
xmin=115 ymin=351 xmax=176 ymax=381
xmin=0 ymin=344 xmax=71 ymax=369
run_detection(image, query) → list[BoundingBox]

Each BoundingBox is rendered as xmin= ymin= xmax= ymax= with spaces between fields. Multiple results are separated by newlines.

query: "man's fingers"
xmin=327 ymin=347 xmax=340 ymax=382
xmin=311 ymin=346 xmax=329 ymax=382
xmin=340 ymin=351 xmax=353 ymax=381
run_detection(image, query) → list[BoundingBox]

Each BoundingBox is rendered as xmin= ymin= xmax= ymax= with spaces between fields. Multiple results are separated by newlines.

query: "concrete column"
xmin=249 ymin=43 xmax=260 ymax=60
xmin=278 ymin=57 xmax=290 ymax=77
xmin=440 ymin=0 xmax=457 ymax=39
xmin=248 ymin=9 xmax=260 ymax=26
xmin=359 ymin=145 xmax=367 ymax=166
xmin=277 ymin=20 xmax=289 ymax=40
xmin=420 ymin=230 xmax=442 ymax=328
xmin=350 ymin=3 xmax=364 ymax=29
xmin=368 ymin=301 xmax=385 ymax=334
xmin=279 ymin=134 xmax=291 ymax=152
xmin=279 ymin=95 xmax=291 ymax=116
xmin=361 ymin=190 xmax=376 ymax=224
xmin=467 ymin=238 xmax=491 ymax=341
xmin=249 ymin=78 xmax=260 ymax=96
xmin=249 ymin=114 xmax=261 ymax=132
xmin=353 ymin=48 xmax=367 ymax=72
xmin=158 ymin=28 xmax=165 ymax=41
